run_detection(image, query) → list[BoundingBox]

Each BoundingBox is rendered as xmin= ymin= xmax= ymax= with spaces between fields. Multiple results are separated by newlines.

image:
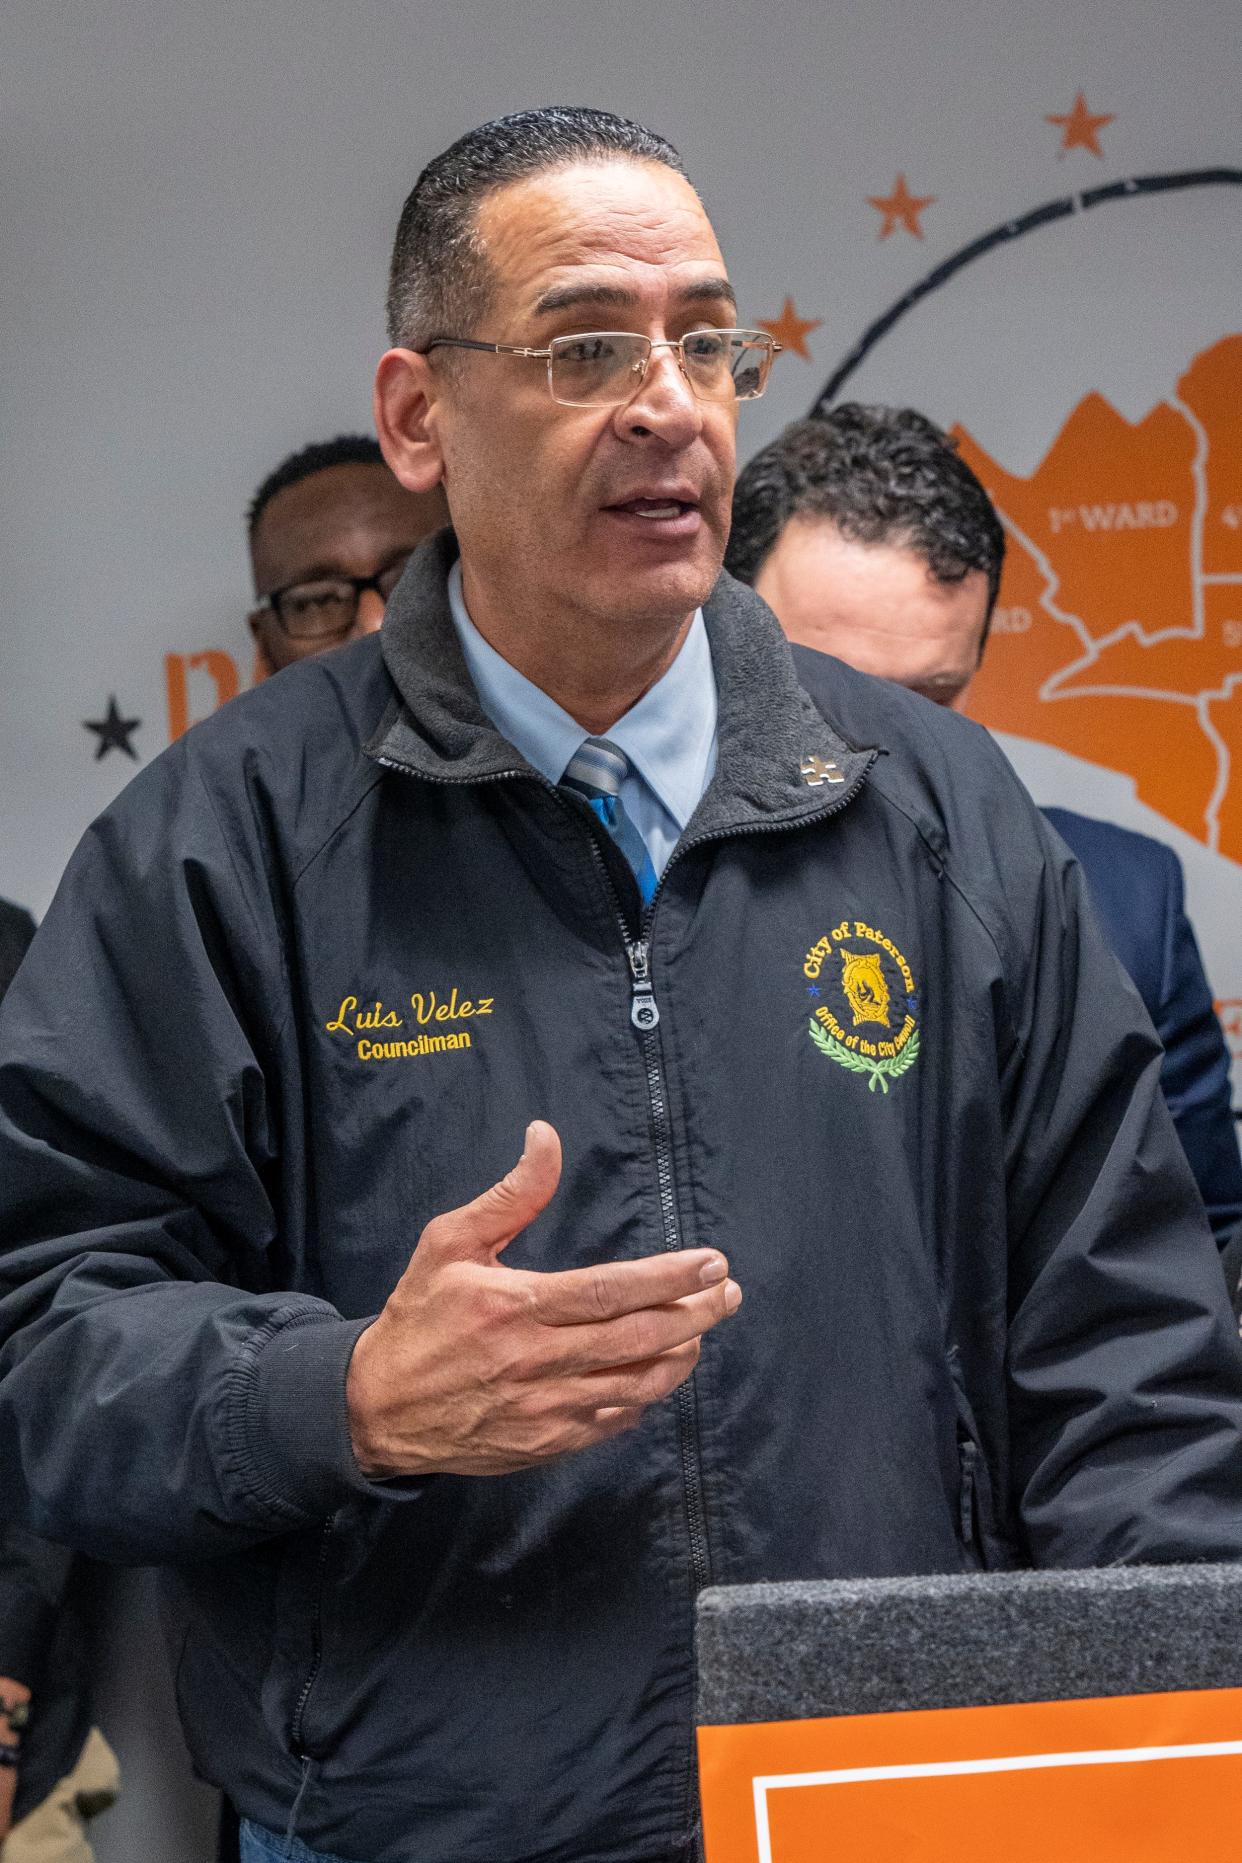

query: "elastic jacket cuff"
xmin=241 ymin=1309 xmax=413 ymax=1521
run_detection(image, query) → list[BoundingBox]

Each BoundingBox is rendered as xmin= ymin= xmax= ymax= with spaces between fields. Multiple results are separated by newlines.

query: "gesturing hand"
xmin=345 ymin=1121 xmax=741 ymax=1478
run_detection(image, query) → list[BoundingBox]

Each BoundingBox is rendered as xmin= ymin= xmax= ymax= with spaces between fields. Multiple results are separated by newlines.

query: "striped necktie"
xmin=562 ymin=736 xmax=659 ymax=905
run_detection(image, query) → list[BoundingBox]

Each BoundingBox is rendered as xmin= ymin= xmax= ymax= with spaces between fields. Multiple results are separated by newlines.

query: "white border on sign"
xmin=750 ymin=1739 xmax=1242 ymax=1863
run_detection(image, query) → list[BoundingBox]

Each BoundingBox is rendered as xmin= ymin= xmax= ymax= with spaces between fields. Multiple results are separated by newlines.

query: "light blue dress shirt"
xmin=447 ymin=560 xmax=718 ymax=880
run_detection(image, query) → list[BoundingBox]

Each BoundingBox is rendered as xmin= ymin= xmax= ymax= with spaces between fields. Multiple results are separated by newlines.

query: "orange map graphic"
xmin=960 ymin=334 xmax=1242 ymax=860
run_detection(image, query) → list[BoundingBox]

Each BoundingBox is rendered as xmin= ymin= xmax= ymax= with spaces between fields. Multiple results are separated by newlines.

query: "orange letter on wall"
xmin=165 ymin=650 xmax=241 ymax=742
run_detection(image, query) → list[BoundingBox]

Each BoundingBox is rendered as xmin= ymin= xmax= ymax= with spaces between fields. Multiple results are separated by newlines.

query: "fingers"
xmin=539 ymin=1279 xmax=741 ymax=1375
xmin=592 ymin=1406 xmax=645 ymax=1436
xmin=418 ymin=1121 xmax=563 ymax=1264
xmin=569 ymin=1341 xmax=704 ymax=1410
xmin=528 ymin=1246 xmax=732 ymax=1326
xmin=559 ymin=1406 xmax=648 ymax=1453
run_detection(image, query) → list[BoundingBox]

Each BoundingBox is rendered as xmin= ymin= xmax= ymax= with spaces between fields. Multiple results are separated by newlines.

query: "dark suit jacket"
xmin=1043 ymin=809 xmax=1242 ymax=1250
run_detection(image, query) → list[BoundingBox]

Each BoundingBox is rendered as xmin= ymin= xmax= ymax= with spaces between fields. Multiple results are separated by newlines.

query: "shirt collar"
xmin=446 ymin=560 xmax=717 ymax=830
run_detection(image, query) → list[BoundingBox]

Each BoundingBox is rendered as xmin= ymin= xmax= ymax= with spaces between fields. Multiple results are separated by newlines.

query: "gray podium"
xmin=697 ymin=1565 xmax=1242 ymax=1724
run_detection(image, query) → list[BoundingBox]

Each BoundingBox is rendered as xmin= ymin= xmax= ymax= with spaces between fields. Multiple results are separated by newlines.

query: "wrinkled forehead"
xmin=473 ymin=158 xmax=733 ymax=325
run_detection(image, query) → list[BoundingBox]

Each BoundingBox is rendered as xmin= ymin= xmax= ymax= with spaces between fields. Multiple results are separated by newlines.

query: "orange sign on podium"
xmin=698 ymin=1687 xmax=1242 ymax=1862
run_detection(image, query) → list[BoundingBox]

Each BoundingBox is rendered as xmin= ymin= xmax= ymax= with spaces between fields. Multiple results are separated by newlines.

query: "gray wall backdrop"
xmin=2 ymin=2 xmax=1239 ymax=1857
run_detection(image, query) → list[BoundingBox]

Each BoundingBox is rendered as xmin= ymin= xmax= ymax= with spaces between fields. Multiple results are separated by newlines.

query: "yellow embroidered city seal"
xmin=839 ymin=950 xmax=890 ymax=1026
xmin=802 ymin=920 xmax=920 ymax=1094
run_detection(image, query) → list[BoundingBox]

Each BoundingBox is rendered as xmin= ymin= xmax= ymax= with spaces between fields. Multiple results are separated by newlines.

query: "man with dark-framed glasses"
xmin=3 ymin=106 xmax=1242 ymax=1863
xmin=246 ymin=435 xmax=447 ymax=676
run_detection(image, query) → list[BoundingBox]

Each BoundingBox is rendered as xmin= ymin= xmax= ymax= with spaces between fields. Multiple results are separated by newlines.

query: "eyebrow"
xmin=532 ymin=276 xmax=738 ymax=317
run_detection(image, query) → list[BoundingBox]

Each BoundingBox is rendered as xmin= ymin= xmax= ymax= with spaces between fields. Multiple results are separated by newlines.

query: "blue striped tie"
xmin=562 ymin=737 xmax=659 ymax=905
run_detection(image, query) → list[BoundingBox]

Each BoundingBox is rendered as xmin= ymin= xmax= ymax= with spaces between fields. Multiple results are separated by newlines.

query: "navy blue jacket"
xmin=2 ymin=543 xmax=1242 ymax=1862
xmin=1043 ymin=809 xmax=1242 ymax=1249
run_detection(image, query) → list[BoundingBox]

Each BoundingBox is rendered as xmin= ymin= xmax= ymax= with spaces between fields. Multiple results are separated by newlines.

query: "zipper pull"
xmin=627 ymin=940 xmax=660 ymax=1031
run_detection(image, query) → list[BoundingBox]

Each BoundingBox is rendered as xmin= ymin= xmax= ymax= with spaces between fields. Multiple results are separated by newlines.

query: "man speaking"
xmin=2 ymin=109 xmax=1242 ymax=1863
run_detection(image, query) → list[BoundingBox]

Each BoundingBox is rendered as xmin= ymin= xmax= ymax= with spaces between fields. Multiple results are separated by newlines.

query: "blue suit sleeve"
xmin=1153 ymin=854 xmax=1242 ymax=1250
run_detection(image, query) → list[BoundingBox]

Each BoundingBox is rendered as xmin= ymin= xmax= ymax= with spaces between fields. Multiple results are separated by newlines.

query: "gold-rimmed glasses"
xmin=422 ymin=328 xmax=781 ymax=406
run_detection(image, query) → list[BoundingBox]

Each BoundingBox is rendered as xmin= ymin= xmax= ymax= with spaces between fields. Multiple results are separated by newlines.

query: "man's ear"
xmin=374 ymin=349 xmax=445 ymax=495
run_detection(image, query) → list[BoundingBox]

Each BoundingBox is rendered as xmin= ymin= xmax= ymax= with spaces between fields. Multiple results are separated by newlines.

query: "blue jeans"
xmin=239 ymin=1819 xmax=358 ymax=1863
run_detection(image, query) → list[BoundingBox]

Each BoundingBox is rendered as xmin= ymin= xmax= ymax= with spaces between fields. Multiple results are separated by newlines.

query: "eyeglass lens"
xmin=273 ymin=558 xmax=411 ymax=639
xmin=548 ymin=331 xmax=772 ymax=407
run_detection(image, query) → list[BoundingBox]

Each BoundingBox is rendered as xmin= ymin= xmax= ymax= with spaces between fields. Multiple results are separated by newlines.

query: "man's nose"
xmin=352 ymin=587 xmax=386 ymax=637
xmin=616 ymin=346 xmax=703 ymax=448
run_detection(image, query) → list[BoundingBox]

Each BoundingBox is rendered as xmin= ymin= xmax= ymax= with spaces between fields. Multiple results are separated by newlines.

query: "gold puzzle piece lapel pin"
xmin=800 ymin=753 xmax=846 ymax=788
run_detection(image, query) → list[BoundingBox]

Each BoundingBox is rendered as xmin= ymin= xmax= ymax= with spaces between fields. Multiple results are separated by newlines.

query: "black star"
xmin=83 ymin=695 xmax=141 ymax=762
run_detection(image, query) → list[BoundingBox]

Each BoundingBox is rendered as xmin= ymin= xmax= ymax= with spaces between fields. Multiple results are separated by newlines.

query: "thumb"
xmin=417 ymin=1121 xmax=563 ymax=1264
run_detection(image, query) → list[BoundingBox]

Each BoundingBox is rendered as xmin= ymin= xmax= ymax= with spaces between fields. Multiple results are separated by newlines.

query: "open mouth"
xmin=604 ymin=496 xmax=702 ymax=533
xmin=613 ymin=497 xmax=697 ymax=519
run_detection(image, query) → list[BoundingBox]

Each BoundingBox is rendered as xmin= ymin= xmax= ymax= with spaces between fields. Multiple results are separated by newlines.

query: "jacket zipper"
xmin=624 ymin=929 xmax=711 ymax=1595
xmin=558 ymin=823 xmax=712 ymax=1598
xmin=585 ymin=768 xmax=874 ymax=1599
xmin=290 ymin=1512 xmax=337 ymax=1758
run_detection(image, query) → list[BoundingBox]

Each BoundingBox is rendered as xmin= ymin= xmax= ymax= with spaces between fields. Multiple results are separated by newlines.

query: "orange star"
xmin=867 ymin=174 xmax=936 ymax=240
xmin=757 ymin=297 xmax=822 ymax=361
xmin=1045 ymin=90 xmax=1114 ymax=157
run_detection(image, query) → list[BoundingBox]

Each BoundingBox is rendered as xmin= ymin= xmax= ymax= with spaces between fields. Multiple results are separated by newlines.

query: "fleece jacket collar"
xmin=369 ymin=528 xmax=877 ymax=838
